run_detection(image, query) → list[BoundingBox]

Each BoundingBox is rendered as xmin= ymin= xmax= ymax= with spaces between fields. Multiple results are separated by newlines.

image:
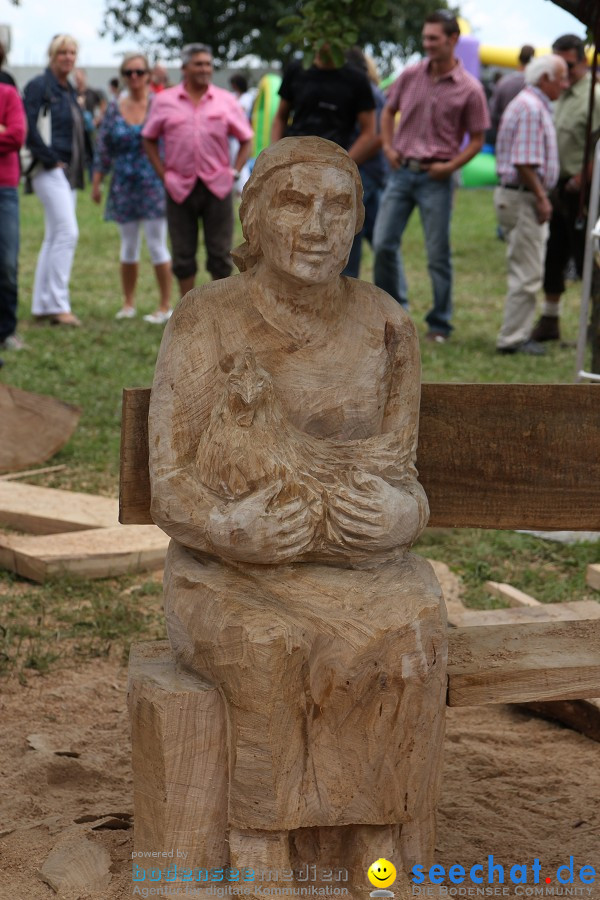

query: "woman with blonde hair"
xmin=23 ymin=34 xmax=86 ymax=326
xmin=91 ymin=52 xmax=171 ymax=323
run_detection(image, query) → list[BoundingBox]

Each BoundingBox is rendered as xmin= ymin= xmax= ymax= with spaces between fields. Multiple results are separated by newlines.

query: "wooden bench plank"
xmin=447 ymin=619 xmax=600 ymax=706
xmin=418 ymin=383 xmax=600 ymax=530
xmin=120 ymin=389 xmax=152 ymax=526
xmin=119 ymin=384 xmax=600 ymax=530
xmin=0 ymin=482 xmax=118 ymax=534
xmin=444 ymin=593 xmax=600 ymax=740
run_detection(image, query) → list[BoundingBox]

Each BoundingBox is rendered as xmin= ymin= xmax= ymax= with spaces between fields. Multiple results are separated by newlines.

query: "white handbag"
xmin=21 ymin=95 xmax=52 ymax=178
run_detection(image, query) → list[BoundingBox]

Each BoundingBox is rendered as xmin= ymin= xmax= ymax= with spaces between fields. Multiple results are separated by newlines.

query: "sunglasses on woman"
xmin=123 ymin=69 xmax=148 ymax=77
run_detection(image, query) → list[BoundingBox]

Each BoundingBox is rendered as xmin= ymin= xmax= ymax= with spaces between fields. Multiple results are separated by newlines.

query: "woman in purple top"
xmin=91 ymin=53 xmax=172 ymax=324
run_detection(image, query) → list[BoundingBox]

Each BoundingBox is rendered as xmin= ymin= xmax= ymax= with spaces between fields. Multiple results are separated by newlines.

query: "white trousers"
xmin=118 ymin=218 xmax=171 ymax=265
xmin=494 ymin=186 xmax=549 ymax=349
xmin=31 ymin=167 xmax=79 ymax=316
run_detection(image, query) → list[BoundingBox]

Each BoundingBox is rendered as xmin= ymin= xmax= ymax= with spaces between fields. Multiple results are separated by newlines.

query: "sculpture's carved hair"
xmin=233 ymin=136 xmax=365 ymax=272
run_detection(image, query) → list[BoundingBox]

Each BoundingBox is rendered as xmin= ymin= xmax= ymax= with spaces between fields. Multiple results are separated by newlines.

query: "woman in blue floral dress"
xmin=91 ymin=53 xmax=172 ymax=323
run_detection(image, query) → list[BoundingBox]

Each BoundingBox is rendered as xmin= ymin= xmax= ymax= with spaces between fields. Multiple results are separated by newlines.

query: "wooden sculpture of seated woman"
xmin=148 ymin=136 xmax=447 ymax=892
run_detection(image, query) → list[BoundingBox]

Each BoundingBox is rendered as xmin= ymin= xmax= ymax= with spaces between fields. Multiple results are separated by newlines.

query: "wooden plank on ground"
xmin=0 ymin=384 xmax=81 ymax=473
xmin=447 ymin=619 xmax=600 ymax=706
xmin=0 ymin=464 xmax=66 ymax=482
xmin=485 ymin=581 xmax=540 ymax=607
xmin=0 ymin=482 xmax=118 ymax=535
xmin=119 ymin=384 xmax=600 ymax=530
xmin=587 ymin=564 xmax=600 ymax=591
xmin=520 ymin=699 xmax=600 ymax=743
xmin=446 ymin=599 xmax=600 ymax=628
xmin=0 ymin=525 xmax=169 ymax=582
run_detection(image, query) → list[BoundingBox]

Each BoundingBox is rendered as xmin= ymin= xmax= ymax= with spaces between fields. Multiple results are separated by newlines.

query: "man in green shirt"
xmin=532 ymin=34 xmax=600 ymax=342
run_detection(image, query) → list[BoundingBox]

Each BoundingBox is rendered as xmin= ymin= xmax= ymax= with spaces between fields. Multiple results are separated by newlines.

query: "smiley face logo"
xmin=367 ymin=858 xmax=397 ymax=889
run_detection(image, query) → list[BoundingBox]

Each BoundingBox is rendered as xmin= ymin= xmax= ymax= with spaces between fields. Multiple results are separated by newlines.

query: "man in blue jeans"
xmin=373 ymin=10 xmax=489 ymax=342
xmin=0 ymin=82 xmax=26 ymax=354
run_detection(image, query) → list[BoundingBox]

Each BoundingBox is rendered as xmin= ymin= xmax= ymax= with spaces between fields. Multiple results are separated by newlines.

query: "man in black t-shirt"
xmin=271 ymin=55 xmax=376 ymax=163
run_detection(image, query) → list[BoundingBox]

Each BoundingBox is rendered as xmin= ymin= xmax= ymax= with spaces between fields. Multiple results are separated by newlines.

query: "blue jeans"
xmin=343 ymin=170 xmax=383 ymax=279
xmin=0 ymin=187 xmax=19 ymax=343
xmin=373 ymin=166 xmax=454 ymax=335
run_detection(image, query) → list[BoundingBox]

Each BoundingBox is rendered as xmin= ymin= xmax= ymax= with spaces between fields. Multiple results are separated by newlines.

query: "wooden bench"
xmin=120 ymin=382 xmax=600 ymax=861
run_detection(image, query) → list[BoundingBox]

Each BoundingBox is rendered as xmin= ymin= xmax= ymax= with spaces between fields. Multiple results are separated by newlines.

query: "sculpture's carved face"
xmin=258 ymin=163 xmax=357 ymax=285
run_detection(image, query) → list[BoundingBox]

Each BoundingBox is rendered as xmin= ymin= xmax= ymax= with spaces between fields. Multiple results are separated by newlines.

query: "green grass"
xmin=1 ymin=186 xmax=597 ymax=677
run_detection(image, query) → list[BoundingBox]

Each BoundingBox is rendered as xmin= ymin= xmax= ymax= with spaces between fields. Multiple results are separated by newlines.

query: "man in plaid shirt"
xmin=494 ymin=55 xmax=569 ymax=355
xmin=372 ymin=10 xmax=489 ymax=343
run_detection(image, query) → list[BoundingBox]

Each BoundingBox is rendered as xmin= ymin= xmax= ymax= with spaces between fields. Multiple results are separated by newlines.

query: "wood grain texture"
xmin=120 ymin=383 xmax=600 ymax=530
xmin=132 ymin=139 xmax=446 ymax=885
xmin=0 ymin=482 xmax=118 ymax=534
xmin=0 ymin=384 xmax=80 ymax=474
xmin=419 ymin=382 xmax=600 ymax=530
xmin=0 ymin=525 xmax=169 ymax=582
xmin=120 ymin=388 xmax=152 ymax=525
xmin=445 ymin=595 xmax=600 ymax=741
xmin=447 ymin=619 xmax=600 ymax=706
xmin=164 ymin=541 xmax=447 ymax=832
xmin=127 ymin=641 xmax=228 ymax=869
xmin=128 ymin=641 xmax=439 ymax=889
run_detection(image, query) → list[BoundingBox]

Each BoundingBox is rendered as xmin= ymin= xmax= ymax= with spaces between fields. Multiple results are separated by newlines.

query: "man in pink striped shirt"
xmin=372 ymin=10 xmax=489 ymax=343
xmin=143 ymin=44 xmax=253 ymax=298
xmin=494 ymin=54 xmax=568 ymax=355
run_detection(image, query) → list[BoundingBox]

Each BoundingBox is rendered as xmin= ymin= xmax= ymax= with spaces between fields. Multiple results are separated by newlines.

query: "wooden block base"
xmin=127 ymin=641 xmax=229 ymax=869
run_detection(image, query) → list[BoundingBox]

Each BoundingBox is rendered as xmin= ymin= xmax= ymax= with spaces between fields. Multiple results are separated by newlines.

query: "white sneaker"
xmin=143 ymin=310 xmax=173 ymax=324
xmin=0 ymin=333 xmax=27 ymax=350
xmin=115 ymin=307 xmax=136 ymax=320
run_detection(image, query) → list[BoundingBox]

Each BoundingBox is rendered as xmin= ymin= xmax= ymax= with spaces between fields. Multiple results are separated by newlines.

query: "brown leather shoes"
xmin=530 ymin=315 xmax=560 ymax=342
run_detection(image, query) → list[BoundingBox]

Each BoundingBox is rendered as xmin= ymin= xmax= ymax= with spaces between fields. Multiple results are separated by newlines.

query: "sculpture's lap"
xmin=164 ymin=541 xmax=447 ymax=832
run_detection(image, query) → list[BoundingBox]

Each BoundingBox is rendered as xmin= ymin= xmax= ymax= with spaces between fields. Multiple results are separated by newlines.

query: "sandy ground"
xmin=1 ymin=566 xmax=599 ymax=900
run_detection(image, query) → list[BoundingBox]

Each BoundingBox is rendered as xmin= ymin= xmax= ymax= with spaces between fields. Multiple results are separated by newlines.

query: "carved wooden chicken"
xmin=195 ymin=348 xmax=319 ymax=503
xmin=196 ymin=348 xmax=414 ymax=500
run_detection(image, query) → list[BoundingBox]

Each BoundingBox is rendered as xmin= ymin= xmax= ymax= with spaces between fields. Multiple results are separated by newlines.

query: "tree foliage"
xmin=100 ymin=0 xmax=447 ymax=70
xmin=277 ymin=0 xmax=449 ymax=69
xmin=545 ymin=0 xmax=599 ymax=32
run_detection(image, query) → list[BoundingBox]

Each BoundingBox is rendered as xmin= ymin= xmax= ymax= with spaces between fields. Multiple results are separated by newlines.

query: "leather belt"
xmin=501 ymin=183 xmax=533 ymax=193
xmin=402 ymin=157 xmax=450 ymax=172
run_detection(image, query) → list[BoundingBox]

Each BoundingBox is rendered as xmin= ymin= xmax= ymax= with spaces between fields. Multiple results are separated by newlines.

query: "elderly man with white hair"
xmin=494 ymin=54 xmax=569 ymax=355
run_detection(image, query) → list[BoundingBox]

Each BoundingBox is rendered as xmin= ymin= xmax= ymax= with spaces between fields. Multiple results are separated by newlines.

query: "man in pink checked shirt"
xmin=143 ymin=44 xmax=253 ymax=298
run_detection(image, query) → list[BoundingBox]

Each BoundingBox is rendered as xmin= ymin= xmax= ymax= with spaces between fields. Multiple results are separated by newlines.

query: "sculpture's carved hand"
xmin=207 ymin=480 xmax=318 ymax=564
xmin=327 ymin=471 xmax=420 ymax=551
